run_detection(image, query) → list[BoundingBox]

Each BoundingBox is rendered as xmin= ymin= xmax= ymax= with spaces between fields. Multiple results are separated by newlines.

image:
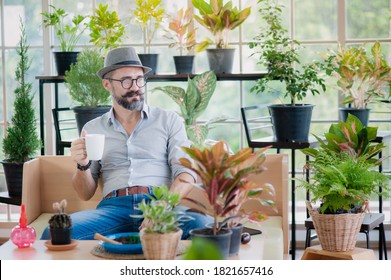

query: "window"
xmin=0 ymin=0 xmax=390 ymax=223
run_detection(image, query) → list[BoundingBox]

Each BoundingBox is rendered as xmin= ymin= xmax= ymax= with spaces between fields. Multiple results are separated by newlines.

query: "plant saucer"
xmin=44 ymin=240 xmax=78 ymax=251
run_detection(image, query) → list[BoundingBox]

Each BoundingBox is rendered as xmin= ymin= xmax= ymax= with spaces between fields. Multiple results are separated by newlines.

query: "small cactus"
xmin=48 ymin=199 xmax=72 ymax=229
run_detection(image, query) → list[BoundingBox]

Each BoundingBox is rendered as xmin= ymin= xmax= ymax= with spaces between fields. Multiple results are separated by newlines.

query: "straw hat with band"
xmin=97 ymin=47 xmax=152 ymax=79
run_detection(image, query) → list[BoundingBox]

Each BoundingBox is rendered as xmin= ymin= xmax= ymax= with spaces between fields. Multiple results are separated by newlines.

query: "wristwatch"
xmin=77 ymin=160 xmax=91 ymax=171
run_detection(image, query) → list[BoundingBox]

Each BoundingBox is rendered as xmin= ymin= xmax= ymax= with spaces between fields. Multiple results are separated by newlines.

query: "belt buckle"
xmin=125 ymin=187 xmax=130 ymax=196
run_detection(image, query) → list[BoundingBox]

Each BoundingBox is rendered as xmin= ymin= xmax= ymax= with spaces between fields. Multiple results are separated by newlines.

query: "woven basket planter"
xmin=140 ymin=228 xmax=183 ymax=260
xmin=306 ymin=201 xmax=365 ymax=252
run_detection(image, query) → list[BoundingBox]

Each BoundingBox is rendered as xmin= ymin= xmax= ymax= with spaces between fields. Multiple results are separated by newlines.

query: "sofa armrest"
xmin=21 ymin=158 xmax=42 ymax=224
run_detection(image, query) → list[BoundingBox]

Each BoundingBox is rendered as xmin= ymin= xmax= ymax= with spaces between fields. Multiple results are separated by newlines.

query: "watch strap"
xmin=77 ymin=160 xmax=92 ymax=171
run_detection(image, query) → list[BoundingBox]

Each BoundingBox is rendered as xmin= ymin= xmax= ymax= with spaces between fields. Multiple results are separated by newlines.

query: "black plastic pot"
xmin=206 ymin=222 xmax=243 ymax=256
xmin=189 ymin=228 xmax=232 ymax=259
xmin=173 ymin=55 xmax=195 ymax=74
xmin=0 ymin=160 xmax=24 ymax=197
xmin=339 ymin=108 xmax=370 ymax=126
xmin=138 ymin=54 xmax=159 ymax=75
xmin=206 ymin=48 xmax=235 ymax=74
xmin=268 ymin=104 xmax=314 ymax=142
xmin=50 ymin=227 xmax=72 ymax=245
xmin=72 ymin=106 xmax=111 ymax=134
xmin=53 ymin=51 xmax=79 ymax=76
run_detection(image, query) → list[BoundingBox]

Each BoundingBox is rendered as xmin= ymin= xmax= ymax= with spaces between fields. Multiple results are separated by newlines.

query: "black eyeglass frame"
xmin=105 ymin=76 xmax=147 ymax=89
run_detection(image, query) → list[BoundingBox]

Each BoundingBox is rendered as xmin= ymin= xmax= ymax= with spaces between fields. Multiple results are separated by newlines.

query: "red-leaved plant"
xmin=179 ymin=141 xmax=275 ymax=235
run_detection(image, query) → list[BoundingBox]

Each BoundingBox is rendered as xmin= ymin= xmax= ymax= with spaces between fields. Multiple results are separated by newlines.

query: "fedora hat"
xmin=97 ymin=47 xmax=152 ymax=78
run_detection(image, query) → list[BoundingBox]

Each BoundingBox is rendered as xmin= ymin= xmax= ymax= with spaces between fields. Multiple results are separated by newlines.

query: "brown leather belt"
xmin=104 ymin=186 xmax=150 ymax=199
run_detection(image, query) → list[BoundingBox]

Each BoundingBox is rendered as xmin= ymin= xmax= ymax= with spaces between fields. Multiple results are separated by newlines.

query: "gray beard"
xmin=113 ymin=93 xmax=144 ymax=111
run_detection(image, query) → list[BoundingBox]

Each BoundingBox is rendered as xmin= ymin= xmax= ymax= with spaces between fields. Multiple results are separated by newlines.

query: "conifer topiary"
xmin=2 ymin=19 xmax=40 ymax=163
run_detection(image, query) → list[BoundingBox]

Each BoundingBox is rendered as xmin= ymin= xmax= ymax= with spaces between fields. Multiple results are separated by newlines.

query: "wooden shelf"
xmin=36 ymin=72 xmax=267 ymax=83
xmin=146 ymin=72 xmax=267 ymax=81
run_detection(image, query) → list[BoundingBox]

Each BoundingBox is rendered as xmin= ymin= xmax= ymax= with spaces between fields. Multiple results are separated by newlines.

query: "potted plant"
xmin=320 ymin=41 xmax=391 ymax=125
xmin=249 ymin=0 xmax=326 ymax=142
xmin=48 ymin=199 xmax=72 ymax=245
xmin=41 ymin=5 xmax=88 ymax=75
xmin=192 ymin=0 xmax=251 ymax=73
xmin=131 ymin=185 xmax=187 ymax=260
xmin=179 ymin=141 xmax=274 ymax=258
xmin=164 ymin=7 xmax=197 ymax=74
xmin=88 ymin=3 xmax=126 ymax=56
xmin=303 ymin=114 xmax=385 ymax=166
xmin=132 ymin=0 xmax=165 ymax=74
xmin=298 ymin=115 xmax=391 ymax=252
xmin=1 ymin=20 xmax=41 ymax=197
xmin=65 ymin=48 xmax=111 ymax=134
xmin=153 ymin=70 xmax=225 ymax=146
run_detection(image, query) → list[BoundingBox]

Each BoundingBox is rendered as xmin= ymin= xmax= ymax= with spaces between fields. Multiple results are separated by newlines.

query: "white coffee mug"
xmin=85 ymin=134 xmax=105 ymax=160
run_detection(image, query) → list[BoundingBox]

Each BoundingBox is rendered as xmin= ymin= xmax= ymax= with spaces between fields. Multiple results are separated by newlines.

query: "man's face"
xmin=103 ymin=67 xmax=146 ymax=111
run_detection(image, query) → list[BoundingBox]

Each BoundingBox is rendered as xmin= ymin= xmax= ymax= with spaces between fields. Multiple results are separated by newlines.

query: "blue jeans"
xmin=41 ymin=189 xmax=212 ymax=240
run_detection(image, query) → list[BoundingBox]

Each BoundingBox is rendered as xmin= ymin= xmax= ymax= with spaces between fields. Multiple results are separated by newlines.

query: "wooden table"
xmin=301 ymin=245 xmax=376 ymax=260
xmin=0 ymin=234 xmax=266 ymax=260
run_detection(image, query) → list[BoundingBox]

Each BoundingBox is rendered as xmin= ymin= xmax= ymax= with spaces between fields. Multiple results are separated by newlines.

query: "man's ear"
xmin=102 ymin=78 xmax=111 ymax=90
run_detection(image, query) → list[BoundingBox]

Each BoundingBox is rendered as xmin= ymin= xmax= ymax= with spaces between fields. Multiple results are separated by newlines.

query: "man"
xmin=41 ymin=47 xmax=211 ymax=240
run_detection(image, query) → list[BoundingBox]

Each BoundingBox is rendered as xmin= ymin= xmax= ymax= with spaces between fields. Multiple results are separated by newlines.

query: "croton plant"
xmin=179 ymin=141 xmax=275 ymax=235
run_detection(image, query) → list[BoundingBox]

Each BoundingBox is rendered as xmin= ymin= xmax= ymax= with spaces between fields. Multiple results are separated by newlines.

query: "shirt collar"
xmin=107 ymin=103 xmax=150 ymax=125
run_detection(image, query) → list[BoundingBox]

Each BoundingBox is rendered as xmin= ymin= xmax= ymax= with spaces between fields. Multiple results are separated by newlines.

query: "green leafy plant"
xmin=41 ymin=5 xmax=88 ymax=52
xmin=133 ymin=0 xmax=165 ymax=53
xmin=65 ymin=48 xmax=110 ymax=107
xmin=2 ymin=20 xmax=40 ymax=162
xmin=48 ymin=199 xmax=72 ymax=229
xmin=179 ymin=141 xmax=274 ymax=235
xmin=132 ymin=185 xmax=189 ymax=234
xmin=299 ymin=115 xmax=390 ymax=214
xmin=164 ymin=8 xmax=197 ymax=56
xmin=249 ymin=0 xmax=326 ymax=105
xmin=192 ymin=0 xmax=251 ymax=51
xmin=89 ymin=3 xmax=126 ymax=56
xmin=299 ymin=150 xmax=389 ymax=214
xmin=320 ymin=41 xmax=391 ymax=109
xmin=303 ymin=114 xmax=385 ymax=165
xmin=153 ymin=70 xmax=224 ymax=146
xmin=183 ymin=238 xmax=223 ymax=260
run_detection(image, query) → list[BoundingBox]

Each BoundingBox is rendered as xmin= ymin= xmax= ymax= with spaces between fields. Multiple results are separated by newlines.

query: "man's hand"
xmin=70 ymin=129 xmax=89 ymax=166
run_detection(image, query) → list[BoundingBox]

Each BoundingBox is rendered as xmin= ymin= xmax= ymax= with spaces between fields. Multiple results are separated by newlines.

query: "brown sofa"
xmin=22 ymin=154 xmax=289 ymax=259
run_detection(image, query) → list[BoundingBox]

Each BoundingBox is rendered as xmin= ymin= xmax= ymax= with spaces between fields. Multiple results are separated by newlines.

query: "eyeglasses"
xmin=105 ymin=76 xmax=147 ymax=89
